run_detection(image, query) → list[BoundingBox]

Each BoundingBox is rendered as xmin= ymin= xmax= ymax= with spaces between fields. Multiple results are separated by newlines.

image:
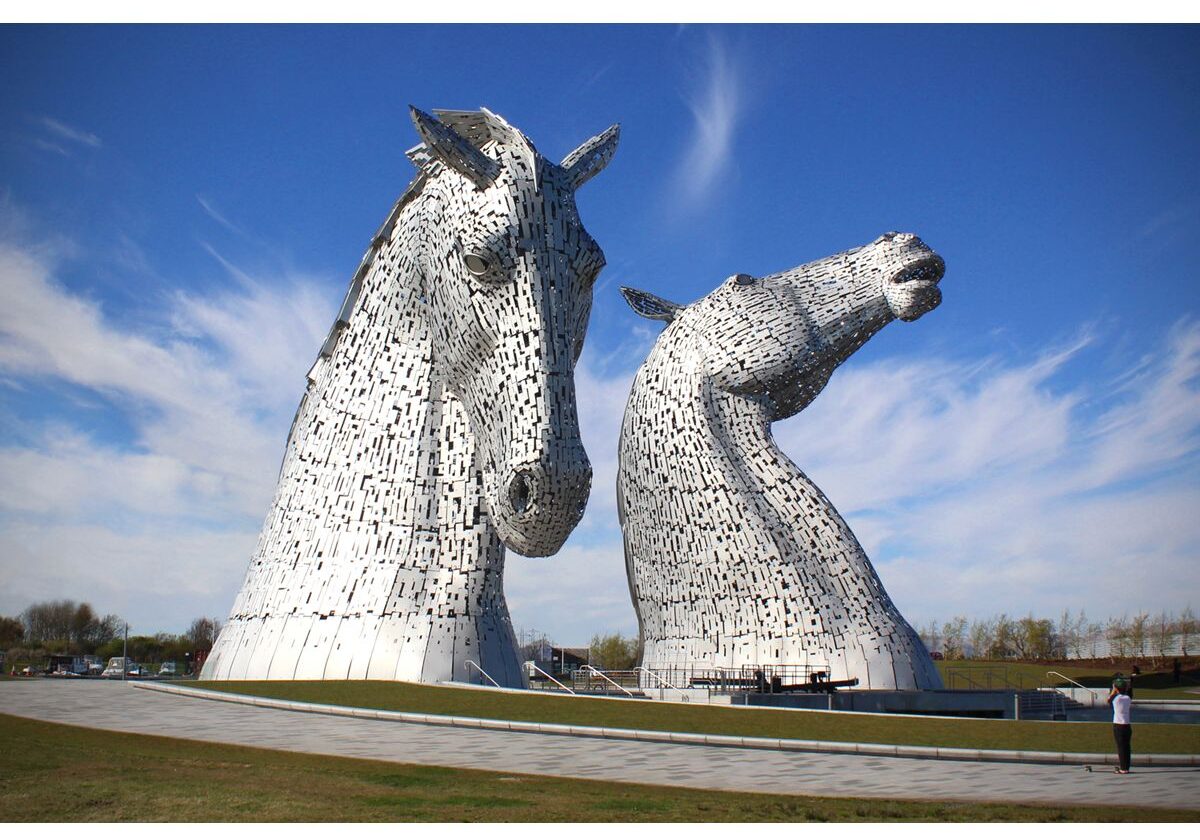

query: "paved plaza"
xmin=2 ymin=679 xmax=1198 ymax=811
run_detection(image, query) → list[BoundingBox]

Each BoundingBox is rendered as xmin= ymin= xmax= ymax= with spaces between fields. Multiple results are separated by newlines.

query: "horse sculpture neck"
xmin=203 ymin=184 xmax=523 ymax=685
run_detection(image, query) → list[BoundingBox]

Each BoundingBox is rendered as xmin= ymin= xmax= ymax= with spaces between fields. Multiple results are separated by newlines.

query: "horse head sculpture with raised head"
xmin=622 ymin=231 xmax=943 ymax=419
xmin=617 ymin=232 xmax=945 ymax=690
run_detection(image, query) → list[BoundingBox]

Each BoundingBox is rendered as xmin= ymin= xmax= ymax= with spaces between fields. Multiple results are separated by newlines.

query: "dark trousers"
xmin=1113 ymin=723 xmax=1132 ymax=771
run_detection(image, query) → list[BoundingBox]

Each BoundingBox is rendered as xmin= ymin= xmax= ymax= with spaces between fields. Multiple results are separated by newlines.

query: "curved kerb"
xmin=131 ymin=682 xmax=1199 ymax=768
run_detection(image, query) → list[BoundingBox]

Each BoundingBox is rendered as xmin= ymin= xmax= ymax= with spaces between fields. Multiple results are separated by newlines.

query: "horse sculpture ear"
xmin=620 ymin=286 xmax=683 ymax=323
xmin=561 ymin=124 xmax=620 ymax=190
xmin=409 ymin=106 xmax=499 ymax=191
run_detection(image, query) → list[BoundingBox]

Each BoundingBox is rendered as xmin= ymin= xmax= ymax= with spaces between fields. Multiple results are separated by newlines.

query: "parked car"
xmin=158 ymin=662 xmax=178 ymax=677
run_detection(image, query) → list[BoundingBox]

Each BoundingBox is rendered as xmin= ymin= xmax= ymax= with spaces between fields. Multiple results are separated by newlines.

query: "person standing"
xmin=1107 ymin=677 xmax=1133 ymax=774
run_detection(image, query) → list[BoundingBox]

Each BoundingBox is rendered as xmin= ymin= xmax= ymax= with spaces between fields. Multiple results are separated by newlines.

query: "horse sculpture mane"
xmin=203 ymin=107 xmax=618 ymax=686
xmin=618 ymin=233 xmax=945 ymax=690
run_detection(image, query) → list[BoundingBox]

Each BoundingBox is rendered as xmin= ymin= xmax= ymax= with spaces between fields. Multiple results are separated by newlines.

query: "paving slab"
xmin=1 ymin=679 xmax=1197 ymax=812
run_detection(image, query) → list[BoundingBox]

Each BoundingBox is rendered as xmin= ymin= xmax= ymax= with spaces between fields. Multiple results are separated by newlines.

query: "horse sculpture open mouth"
xmin=887 ymin=253 xmax=945 ymax=322
xmin=891 ymin=255 xmax=946 ymax=288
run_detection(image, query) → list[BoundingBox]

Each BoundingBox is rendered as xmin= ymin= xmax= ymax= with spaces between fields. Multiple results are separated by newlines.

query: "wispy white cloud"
xmin=38 ymin=116 xmax=102 ymax=148
xmin=196 ymin=194 xmax=247 ymax=238
xmin=671 ymin=32 xmax=744 ymax=207
xmin=0 ymin=224 xmax=336 ymax=629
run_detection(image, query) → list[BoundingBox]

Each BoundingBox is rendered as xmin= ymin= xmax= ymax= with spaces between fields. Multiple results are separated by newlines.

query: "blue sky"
xmin=1 ymin=24 xmax=1198 ymax=643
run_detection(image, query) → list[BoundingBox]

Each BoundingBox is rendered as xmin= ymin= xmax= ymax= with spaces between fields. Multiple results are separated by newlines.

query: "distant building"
xmin=529 ymin=646 xmax=589 ymax=676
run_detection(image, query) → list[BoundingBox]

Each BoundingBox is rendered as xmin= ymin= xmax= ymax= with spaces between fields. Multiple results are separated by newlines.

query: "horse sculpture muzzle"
xmin=495 ymin=448 xmax=592 ymax=556
xmin=881 ymin=233 xmax=945 ymax=322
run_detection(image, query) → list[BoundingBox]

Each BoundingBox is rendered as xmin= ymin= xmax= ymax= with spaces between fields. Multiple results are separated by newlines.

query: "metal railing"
xmin=1018 ymin=689 xmax=1067 ymax=719
xmin=527 ymin=662 xmax=575 ymax=694
xmin=1046 ymin=671 xmax=1106 ymax=707
xmin=943 ymin=665 xmax=1031 ymax=691
xmin=580 ymin=662 xmax=638 ymax=696
xmin=638 ymin=663 xmax=827 ymax=695
xmin=635 ymin=666 xmax=681 ymax=691
xmin=464 ymin=659 xmax=500 ymax=688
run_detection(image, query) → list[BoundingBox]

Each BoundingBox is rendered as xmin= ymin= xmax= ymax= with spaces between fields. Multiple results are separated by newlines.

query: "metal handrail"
xmin=1046 ymin=671 xmax=1105 ymax=702
xmin=635 ymin=666 xmax=681 ymax=691
xmin=464 ymin=659 xmax=499 ymax=688
xmin=1046 ymin=672 xmax=1099 ymax=700
xmin=527 ymin=662 xmax=575 ymax=694
xmin=945 ymin=664 xmax=1029 ymax=691
xmin=581 ymin=665 xmax=635 ymax=697
xmin=945 ymin=667 xmax=988 ymax=691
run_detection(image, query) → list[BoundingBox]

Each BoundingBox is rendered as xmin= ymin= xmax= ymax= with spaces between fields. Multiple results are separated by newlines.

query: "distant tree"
xmin=588 ymin=633 xmax=637 ymax=670
xmin=1013 ymin=615 xmax=1054 ymax=660
xmin=968 ymin=618 xmax=993 ymax=660
xmin=921 ymin=620 xmax=941 ymax=656
xmin=1106 ymin=615 xmax=1130 ymax=660
xmin=0 ymin=615 xmax=24 ymax=648
xmin=940 ymin=616 xmax=968 ymax=660
xmin=95 ymin=614 xmax=124 ymax=645
xmin=22 ymin=599 xmax=78 ymax=644
xmin=96 ymin=637 xmax=125 ymax=661
xmin=1152 ymin=611 xmax=1173 ymax=665
xmin=1128 ymin=612 xmax=1150 ymax=660
xmin=515 ymin=628 xmax=554 ymax=663
xmin=1178 ymin=607 xmax=1197 ymax=657
xmin=1056 ymin=609 xmax=1074 ymax=660
xmin=1086 ymin=621 xmax=1105 ymax=659
xmin=1069 ymin=610 xmax=1092 ymax=659
xmin=988 ymin=614 xmax=1016 ymax=659
xmin=70 ymin=602 xmax=98 ymax=647
xmin=129 ymin=635 xmax=176 ymax=663
xmin=186 ymin=617 xmax=222 ymax=651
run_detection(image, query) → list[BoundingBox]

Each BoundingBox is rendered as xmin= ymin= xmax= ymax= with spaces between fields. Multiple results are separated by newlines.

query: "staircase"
xmin=1017 ymin=689 xmax=1089 ymax=720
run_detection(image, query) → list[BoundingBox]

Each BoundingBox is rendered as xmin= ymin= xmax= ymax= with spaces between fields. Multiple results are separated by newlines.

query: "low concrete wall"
xmin=743 ymin=689 xmax=1015 ymax=718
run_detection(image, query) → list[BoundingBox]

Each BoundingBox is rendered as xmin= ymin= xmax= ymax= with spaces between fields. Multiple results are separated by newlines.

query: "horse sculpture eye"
xmin=463 ymin=253 xmax=491 ymax=276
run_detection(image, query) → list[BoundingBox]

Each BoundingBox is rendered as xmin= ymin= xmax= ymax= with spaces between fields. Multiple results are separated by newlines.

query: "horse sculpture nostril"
xmin=509 ymin=471 xmax=533 ymax=515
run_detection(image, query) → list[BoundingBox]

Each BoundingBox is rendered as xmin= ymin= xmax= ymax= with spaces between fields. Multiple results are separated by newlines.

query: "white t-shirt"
xmin=1112 ymin=693 xmax=1131 ymax=725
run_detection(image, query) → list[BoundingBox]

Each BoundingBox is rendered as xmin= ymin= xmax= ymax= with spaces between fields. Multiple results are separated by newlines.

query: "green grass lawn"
xmin=0 ymin=712 xmax=1192 ymax=822
xmin=190 ymin=680 xmax=1200 ymax=755
xmin=936 ymin=660 xmax=1200 ymax=700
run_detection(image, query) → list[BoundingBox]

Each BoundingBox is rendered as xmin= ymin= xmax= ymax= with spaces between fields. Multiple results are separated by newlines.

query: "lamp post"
xmin=122 ymin=622 xmax=128 ymax=682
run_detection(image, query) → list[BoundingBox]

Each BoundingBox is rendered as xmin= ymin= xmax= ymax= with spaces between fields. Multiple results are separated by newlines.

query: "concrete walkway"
xmin=2 ymin=679 xmax=1198 ymax=812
